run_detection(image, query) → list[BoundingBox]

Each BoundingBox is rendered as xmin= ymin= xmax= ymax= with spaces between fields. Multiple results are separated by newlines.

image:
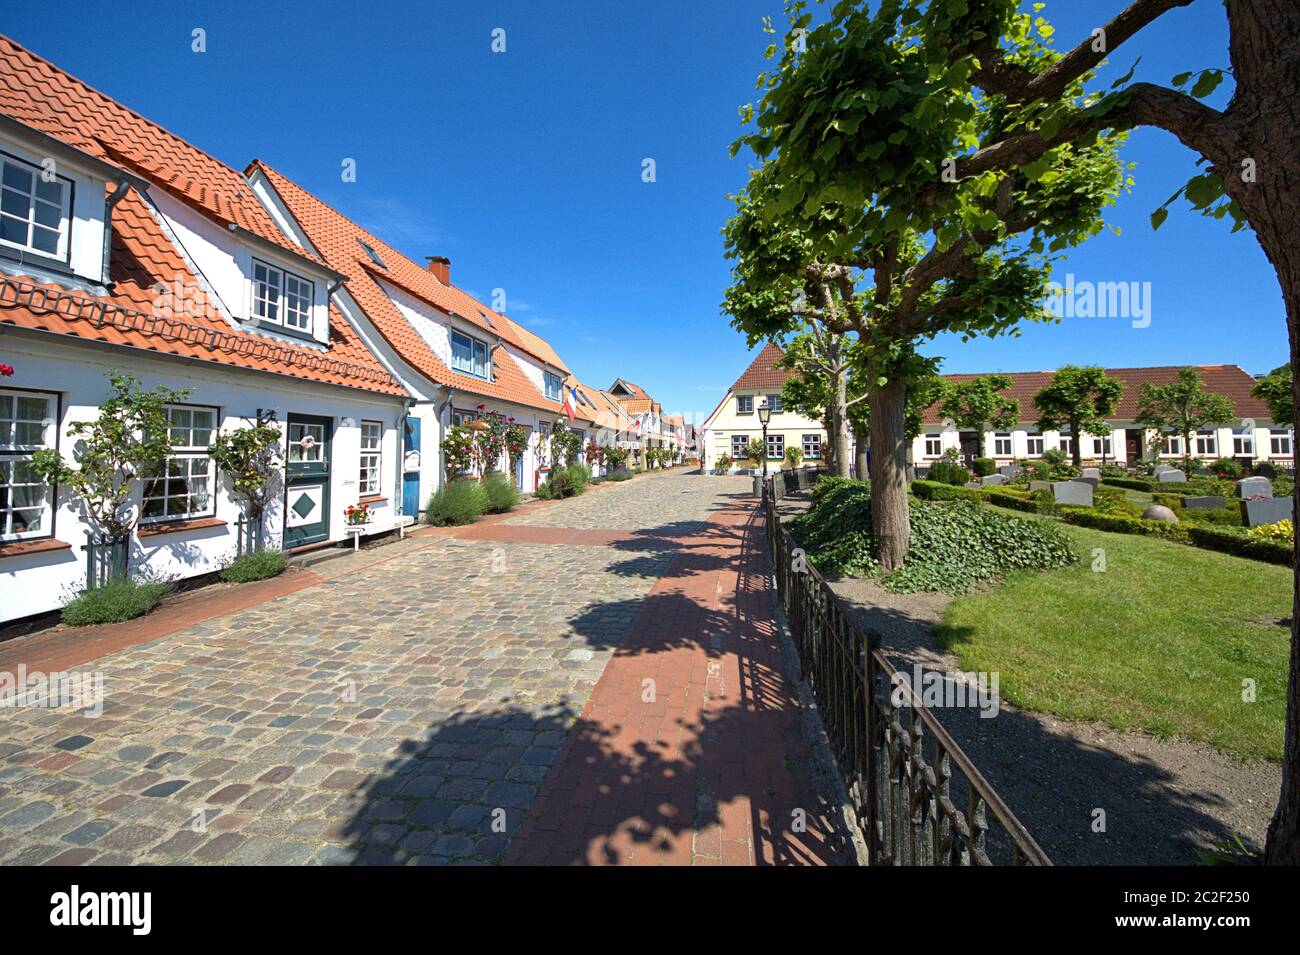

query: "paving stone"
xmin=62 ymin=819 xmax=116 ymax=846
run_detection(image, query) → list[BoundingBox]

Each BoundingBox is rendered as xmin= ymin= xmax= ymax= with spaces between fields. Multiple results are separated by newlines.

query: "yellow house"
xmin=700 ymin=343 xmax=828 ymax=470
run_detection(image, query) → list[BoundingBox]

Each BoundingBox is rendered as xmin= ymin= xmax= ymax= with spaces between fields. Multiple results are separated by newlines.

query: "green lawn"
xmin=933 ymin=521 xmax=1291 ymax=761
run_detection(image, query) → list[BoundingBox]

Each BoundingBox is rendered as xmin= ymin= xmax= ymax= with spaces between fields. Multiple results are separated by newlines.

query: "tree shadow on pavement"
xmin=336 ymin=696 xmax=844 ymax=866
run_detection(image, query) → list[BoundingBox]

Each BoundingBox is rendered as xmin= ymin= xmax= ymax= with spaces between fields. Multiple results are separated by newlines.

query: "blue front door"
xmin=402 ymin=416 xmax=422 ymax=517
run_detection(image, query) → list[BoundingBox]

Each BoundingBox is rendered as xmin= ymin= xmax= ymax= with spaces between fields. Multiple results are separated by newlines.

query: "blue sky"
xmin=4 ymin=1 xmax=1283 ymax=423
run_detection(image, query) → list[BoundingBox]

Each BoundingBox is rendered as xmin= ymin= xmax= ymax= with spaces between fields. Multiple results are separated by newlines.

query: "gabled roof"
xmin=0 ymin=35 xmax=403 ymax=396
xmin=0 ymin=35 xmax=322 ymax=271
xmin=608 ymin=378 xmax=649 ymax=400
xmin=733 ymin=342 xmax=790 ymax=391
xmin=250 ymin=161 xmax=570 ymax=415
xmin=922 ymin=365 xmax=1271 ymax=425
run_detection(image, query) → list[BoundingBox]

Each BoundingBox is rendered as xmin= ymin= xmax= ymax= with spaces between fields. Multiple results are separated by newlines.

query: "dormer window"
xmin=451 ymin=329 xmax=490 ymax=379
xmin=543 ymin=372 xmax=562 ymax=402
xmin=252 ymin=259 xmax=313 ymax=331
xmin=1 ymin=153 xmax=72 ymax=260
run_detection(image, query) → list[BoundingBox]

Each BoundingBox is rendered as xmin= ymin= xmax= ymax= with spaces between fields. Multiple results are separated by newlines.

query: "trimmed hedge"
xmin=1102 ymin=477 xmax=1153 ymax=492
xmin=1187 ymin=525 xmax=1292 ymax=565
xmin=912 ymin=479 xmax=983 ymax=503
xmin=982 ymin=487 xmax=1040 ymax=513
xmin=1056 ymin=506 xmax=1187 ymax=541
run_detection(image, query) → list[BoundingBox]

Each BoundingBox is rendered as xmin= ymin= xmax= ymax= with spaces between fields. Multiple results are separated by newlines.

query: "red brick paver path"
xmin=505 ymin=497 xmax=842 ymax=866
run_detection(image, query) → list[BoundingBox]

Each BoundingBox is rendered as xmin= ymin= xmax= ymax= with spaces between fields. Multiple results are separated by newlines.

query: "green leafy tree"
xmin=1033 ymin=366 xmax=1125 ymax=467
xmin=31 ymin=371 xmax=188 ymax=543
xmin=441 ymin=425 xmax=476 ymax=482
xmin=939 ymin=376 xmax=1020 ymax=459
xmin=1253 ymin=365 xmax=1293 ymax=427
xmin=1135 ymin=367 xmax=1235 ymax=466
xmin=743 ymin=438 xmax=765 ymax=468
xmin=731 ymin=3 xmax=1129 ymax=571
xmin=550 ymin=420 xmax=583 ymax=468
xmin=209 ymin=410 xmax=282 ymax=523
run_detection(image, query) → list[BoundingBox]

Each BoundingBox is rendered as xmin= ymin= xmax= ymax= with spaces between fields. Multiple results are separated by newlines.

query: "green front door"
xmin=284 ymin=413 xmax=332 ymax=548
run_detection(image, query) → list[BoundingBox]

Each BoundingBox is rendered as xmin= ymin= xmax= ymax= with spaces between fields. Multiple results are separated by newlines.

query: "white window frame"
xmin=543 ymin=372 xmax=563 ymax=402
xmin=765 ymin=394 xmax=783 ymax=414
xmin=802 ymin=434 xmax=822 ymax=460
xmin=1162 ymin=433 xmax=1183 ymax=456
xmin=0 ymin=152 xmax=73 ymax=262
xmin=923 ymin=434 xmax=943 ymax=458
xmin=1058 ymin=433 xmax=1074 ymax=455
xmin=451 ymin=330 xmax=491 ymax=379
xmin=0 ymin=388 xmax=57 ymax=541
xmin=1270 ymin=428 xmax=1293 ymax=456
xmin=730 ymin=435 xmax=746 ymax=459
xmin=1195 ymin=430 xmax=1217 ymax=456
xmin=1025 ymin=433 xmax=1044 ymax=456
xmin=766 ymin=433 xmax=784 ymax=460
xmin=359 ymin=420 xmax=382 ymax=496
xmin=1233 ymin=428 xmax=1254 ymax=456
xmin=252 ymin=259 xmax=313 ymax=331
xmin=736 ymin=395 xmax=754 ymax=415
xmin=1092 ymin=435 xmax=1113 ymax=457
xmin=993 ymin=432 xmax=1012 ymax=456
xmin=142 ymin=404 xmax=218 ymax=524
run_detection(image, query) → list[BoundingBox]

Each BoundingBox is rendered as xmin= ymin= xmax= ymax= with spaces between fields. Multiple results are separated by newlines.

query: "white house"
xmin=0 ymin=35 xmax=410 ymax=623
xmin=911 ymin=365 xmax=1291 ymax=470
xmin=249 ymin=162 xmax=602 ymax=505
xmin=700 ymin=343 xmax=832 ymax=470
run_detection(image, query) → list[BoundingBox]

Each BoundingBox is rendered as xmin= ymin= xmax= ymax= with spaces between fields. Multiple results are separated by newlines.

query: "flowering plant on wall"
xmin=344 ymin=502 xmax=372 ymax=525
xmin=474 ymin=407 xmax=511 ymax=474
xmin=442 ymin=425 xmax=476 ymax=481
xmin=505 ymin=422 xmax=529 ymax=470
xmin=0 ymin=363 xmax=14 ymax=377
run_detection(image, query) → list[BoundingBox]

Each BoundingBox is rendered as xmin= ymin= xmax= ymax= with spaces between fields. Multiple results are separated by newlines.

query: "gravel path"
xmin=778 ymin=492 xmax=1281 ymax=865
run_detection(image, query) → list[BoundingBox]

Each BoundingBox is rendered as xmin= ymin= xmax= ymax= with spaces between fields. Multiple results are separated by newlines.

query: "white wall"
xmin=0 ymin=334 xmax=404 ymax=623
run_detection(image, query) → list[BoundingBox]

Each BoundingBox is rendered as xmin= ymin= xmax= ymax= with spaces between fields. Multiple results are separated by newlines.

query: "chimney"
xmin=426 ymin=255 xmax=451 ymax=285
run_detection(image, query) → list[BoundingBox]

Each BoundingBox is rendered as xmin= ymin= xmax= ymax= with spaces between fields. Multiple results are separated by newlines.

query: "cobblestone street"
xmin=0 ymin=472 xmax=843 ymax=865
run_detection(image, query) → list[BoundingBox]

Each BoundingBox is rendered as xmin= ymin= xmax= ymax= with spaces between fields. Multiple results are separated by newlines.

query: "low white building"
xmin=0 ymin=36 xmax=409 ymax=623
xmin=912 ymin=365 xmax=1291 ymax=470
xmin=700 ymin=343 xmax=833 ymax=470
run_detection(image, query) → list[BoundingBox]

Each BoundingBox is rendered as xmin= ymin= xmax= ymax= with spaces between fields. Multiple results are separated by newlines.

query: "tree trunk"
xmin=822 ymin=412 xmax=838 ymax=475
xmin=1218 ymin=0 xmax=1300 ymax=864
xmin=869 ymin=372 xmax=910 ymax=571
xmin=831 ymin=364 xmax=852 ymax=478
xmin=1070 ymin=416 xmax=1083 ymax=468
xmin=854 ymin=421 xmax=869 ymax=481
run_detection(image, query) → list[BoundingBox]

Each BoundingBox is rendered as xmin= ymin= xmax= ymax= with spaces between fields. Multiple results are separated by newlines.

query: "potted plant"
xmin=344 ymin=502 xmax=373 ymax=526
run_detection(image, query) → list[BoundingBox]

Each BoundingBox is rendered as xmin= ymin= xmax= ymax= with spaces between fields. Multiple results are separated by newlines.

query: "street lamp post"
xmin=758 ymin=400 xmax=772 ymax=501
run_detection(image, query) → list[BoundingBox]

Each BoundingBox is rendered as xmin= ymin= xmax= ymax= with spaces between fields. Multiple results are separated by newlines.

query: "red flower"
xmin=0 ymin=364 xmax=13 ymax=377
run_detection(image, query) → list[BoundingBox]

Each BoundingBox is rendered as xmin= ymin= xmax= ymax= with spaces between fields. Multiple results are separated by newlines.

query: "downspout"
xmin=397 ymin=395 xmax=414 ymax=516
xmin=102 ymin=177 xmax=133 ymax=286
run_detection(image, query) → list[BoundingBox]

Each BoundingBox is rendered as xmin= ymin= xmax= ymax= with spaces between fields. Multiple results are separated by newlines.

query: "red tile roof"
xmin=921 ymin=365 xmax=1270 ymax=425
xmin=0 ymin=35 xmax=403 ymax=396
xmin=732 ymin=343 xmax=791 ymax=391
xmin=250 ymin=161 xmax=573 ymax=416
xmin=0 ymin=35 xmax=321 ymax=268
xmin=0 ymin=189 xmax=405 ymax=396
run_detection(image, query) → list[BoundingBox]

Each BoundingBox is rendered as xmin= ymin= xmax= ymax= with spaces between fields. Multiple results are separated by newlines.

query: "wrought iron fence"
xmin=235 ymin=513 xmax=264 ymax=557
xmin=764 ymin=468 xmax=1050 ymax=866
xmin=82 ymin=533 xmax=128 ymax=589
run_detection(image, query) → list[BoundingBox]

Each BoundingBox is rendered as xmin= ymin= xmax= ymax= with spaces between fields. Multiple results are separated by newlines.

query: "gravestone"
xmin=1052 ymin=480 xmax=1093 ymax=506
xmin=1236 ymin=476 xmax=1273 ymax=499
xmin=1081 ymin=467 xmax=1102 ymax=480
xmin=1153 ymin=464 xmax=1175 ymax=475
xmin=998 ymin=465 xmax=1024 ymax=478
xmin=1156 ymin=469 xmax=1187 ymax=483
xmin=1029 ymin=481 xmax=1052 ymax=492
xmin=1240 ymin=497 xmax=1291 ymax=527
xmin=1073 ymin=476 xmax=1099 ymax=488
xmin=1182 ymin=495 xmax=1226 ymax=510
xmin=980 ymin=474 xmax=1009 ymax=486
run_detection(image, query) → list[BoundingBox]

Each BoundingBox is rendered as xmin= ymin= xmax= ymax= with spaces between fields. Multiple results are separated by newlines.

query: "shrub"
xmin=1102 ymin=476 xmax=1154 ymax=492
xmin=926 ymin=460 xmax=970 ymax=486
xmin=793 ymin=479 xmax=1076 ymax=591
xmin=1248 ymin=519 xmax=1294 ymax=547
xmin=972 ymin=457 xmax=997 ymax=477
xmin=715 ymin=454 xmax=733 ymax=471
xmin=982 ymin=487 xmax=1040 ymax=513
xmin=743 ymin=439 xmax=765 ymax=468
xmin=566 ymin=463 xmax=591 ymax=495
xmin=1210 ymin=457 xmax=1244 ymax=480
xmin=62 ymin=578 xmax=169 ymax=626
xmin=425 ymin=477 xmax=487 ymax=525
xmin=784 ymin=445 xmax=804 ymax=469
xmin=1056 ymin=506 xmax=1188 ymax=541
xmin=483 ymin=472 xmax=519 ymax=513
xmin=911 ymin=479 xmax=982 ymax=503
xmin=1188 ymin=525 xmax=1292 ymax=565
xmin=1092 ymin=484 xmax=1133 ymax=514
xmin=219 ymin=549 xmax=287 ymax=583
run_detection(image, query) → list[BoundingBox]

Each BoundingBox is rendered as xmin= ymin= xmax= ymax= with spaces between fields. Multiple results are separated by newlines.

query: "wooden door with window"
xmin=284 ymin=413 xmax=331 ymax=548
